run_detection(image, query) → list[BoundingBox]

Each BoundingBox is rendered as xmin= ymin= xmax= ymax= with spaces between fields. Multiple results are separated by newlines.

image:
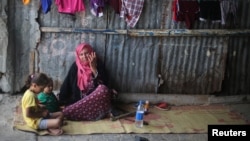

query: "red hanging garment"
xmin=174 ymin=0 xmax=200 ymax=29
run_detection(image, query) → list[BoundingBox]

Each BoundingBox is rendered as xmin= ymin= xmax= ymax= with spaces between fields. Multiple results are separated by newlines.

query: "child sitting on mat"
xmin=37 ymin=77 xmax=61 ymax=113
xmin=21 ymin=73 xmax=64 ymax=135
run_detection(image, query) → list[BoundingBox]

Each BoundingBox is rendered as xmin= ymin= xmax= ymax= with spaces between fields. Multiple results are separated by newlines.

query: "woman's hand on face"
xmin=87 ymin=52 xmax=98 ymax=74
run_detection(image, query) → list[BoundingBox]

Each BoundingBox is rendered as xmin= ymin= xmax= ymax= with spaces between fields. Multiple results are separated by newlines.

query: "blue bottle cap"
xmin=139 ymin=100 xmax=143 ymax=105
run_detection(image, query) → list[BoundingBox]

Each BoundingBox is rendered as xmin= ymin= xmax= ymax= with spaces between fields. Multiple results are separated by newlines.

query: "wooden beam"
xmin=40 ymin=27 xmax=250 ymax=36
xmin=40 ymin=27 xmax=127 ymax=35
xmin=129 ymin=29 xmax=250 ymax=36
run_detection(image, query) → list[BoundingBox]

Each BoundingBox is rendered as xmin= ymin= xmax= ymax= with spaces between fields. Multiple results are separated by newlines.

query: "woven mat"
xmin=13 ymin=100 xmax=248 ymax=135
xmin=13 ymin=100 xmax=124 ymax=135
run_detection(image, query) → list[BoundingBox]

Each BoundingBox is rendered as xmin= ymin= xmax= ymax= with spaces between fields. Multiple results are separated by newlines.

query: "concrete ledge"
xmin=4 ymin=92 xmax=249 ymax=106
xmin=117 ymin=93 xmax=250 ymax=106
xmin=0 ymin=94 xmax=2 ymax=102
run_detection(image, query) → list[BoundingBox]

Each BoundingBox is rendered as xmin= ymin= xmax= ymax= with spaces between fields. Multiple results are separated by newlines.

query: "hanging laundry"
xmin=120 ymin=0 xmax=144 ymax=28
xmin=40 ymin=0 xmax=52 ymax=14
xmin=220 ymin=0 xmax=238 ymax=25
xmin=199 ymin=0 xmax=221 ymax=23
xmin=107 ymin=0 xmax=122 ymax=14
xmin=55 ymin=0 xmax=85 ymax=14
xmin=22 ymin=0 xmax=30 ymax=5
xmin=172 ymin=0 xmax=200 ymax=29
xmin=90 ymin=0 xmax=105 ymax=17
xmin=172 ymin=0 xmax=179 ymax=22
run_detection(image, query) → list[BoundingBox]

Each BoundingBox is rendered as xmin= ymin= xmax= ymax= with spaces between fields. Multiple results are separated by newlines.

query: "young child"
xmin=21 ymin=73 xmax=64 ymax=135
xmin=37 ymin=77 xmax=60 ymax=113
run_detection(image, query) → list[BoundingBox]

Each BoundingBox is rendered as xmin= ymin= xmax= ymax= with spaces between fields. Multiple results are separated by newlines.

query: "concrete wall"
xmin=0 ymin=0 xmax=10 ymax=92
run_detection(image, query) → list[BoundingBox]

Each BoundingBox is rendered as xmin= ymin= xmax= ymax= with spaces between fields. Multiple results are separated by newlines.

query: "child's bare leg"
xmin=46 ymin=118 xmax=63 ymax=135
xmin=50 ymin=112 xmax=65 ymax=126
xmin=47 ymin=118 xmax=62 ymax=129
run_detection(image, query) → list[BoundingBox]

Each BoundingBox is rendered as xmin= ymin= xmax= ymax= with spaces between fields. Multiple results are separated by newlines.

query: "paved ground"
xmin=0 ymin=94 xmax=249 ymax=141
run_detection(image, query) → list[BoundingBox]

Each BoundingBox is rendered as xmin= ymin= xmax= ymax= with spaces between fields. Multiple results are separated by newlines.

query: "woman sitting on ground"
xmin=58 ymin=43 xmax=115 ymax=121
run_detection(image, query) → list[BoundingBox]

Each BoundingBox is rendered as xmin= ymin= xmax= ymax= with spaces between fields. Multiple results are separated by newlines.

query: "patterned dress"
xmin=59 ymin=62 xmax=112 ymax=121
xmin=63 ymin=84 xmax=112 ymax=121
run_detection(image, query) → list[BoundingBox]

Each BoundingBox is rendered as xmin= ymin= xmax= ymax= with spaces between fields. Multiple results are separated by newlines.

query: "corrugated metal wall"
xmin=222 ymin=36 xmax=250 ymax=95
xmin=159 ymin=36 xmax=228 ymax=94
xmin=7 ymin=0 xmax=250 ymax=94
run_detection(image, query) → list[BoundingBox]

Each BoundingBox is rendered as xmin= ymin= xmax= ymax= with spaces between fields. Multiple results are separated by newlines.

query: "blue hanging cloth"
xmin=41 ymin=0 xmax=52 ymax=14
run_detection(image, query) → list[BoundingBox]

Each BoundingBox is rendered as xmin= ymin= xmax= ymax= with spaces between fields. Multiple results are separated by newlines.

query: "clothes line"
xmin=40 ymin=27 xmax=250 ymax=37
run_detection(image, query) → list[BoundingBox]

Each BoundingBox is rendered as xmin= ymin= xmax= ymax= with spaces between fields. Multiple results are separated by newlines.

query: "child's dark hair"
xmin=47 ymin=77 xmax=53 ymax=87
xmin=24 ymin=73 xmax=49 ymax=90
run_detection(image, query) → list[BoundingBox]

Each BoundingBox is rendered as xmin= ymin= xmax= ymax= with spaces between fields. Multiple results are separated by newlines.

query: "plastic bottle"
xmin=135 ymin=100 xmax=144 ymax=128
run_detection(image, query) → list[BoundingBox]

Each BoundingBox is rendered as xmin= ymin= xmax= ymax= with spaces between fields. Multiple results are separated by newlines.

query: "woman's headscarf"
xmin=75 ymin=43 xmax=94 ymax=91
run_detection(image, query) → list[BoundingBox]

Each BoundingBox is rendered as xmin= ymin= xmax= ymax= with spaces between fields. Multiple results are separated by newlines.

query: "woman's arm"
xmin=88 ymin=52 xmax=98 ymax=76
xmin=93 ymin=59 xmax=108 ymax=86
xmin=87 ymin=52 xmax=108 ymax=85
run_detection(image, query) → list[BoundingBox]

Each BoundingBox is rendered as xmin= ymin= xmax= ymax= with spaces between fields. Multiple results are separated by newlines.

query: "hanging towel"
xmin=40 ymin=0 xmax=52 ymax=14
xmin=175 ymin=0 xmax=200 ymax=29
xmin=22 ymin=0 xmax=30 ymax=5
xmin=199 ymin=0 xmax=221 ymax=22
xmin=107 ymin=0 xmax=122 ymax=14
xmin=55 ymin=0 xmax=85 ymax=14
xmin=120 ymin=0 xmax=144 ymax=28
xmin=90 ymin=0 xmax=105 ymax=17
xmin=220 ymin=0 xmax=238 ymax=25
